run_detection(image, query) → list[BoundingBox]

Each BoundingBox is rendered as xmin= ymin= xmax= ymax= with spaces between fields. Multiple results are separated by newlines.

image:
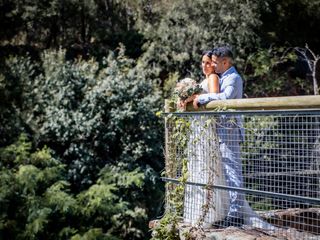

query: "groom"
xmin=193 ymin=46 xmax=245 ymax=227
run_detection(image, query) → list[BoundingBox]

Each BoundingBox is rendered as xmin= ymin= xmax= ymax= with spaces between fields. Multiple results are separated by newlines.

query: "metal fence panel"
xmin=164 ymin=110 xmax=320 ymax=238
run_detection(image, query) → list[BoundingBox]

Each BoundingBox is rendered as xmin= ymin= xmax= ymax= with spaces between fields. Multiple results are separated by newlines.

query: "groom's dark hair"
xmin=212 ymin=46 xmax=234 ymax=59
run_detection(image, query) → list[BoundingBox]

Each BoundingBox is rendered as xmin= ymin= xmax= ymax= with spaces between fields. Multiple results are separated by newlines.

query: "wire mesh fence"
xmin=164 ymin=110 xmax=320 ymax=239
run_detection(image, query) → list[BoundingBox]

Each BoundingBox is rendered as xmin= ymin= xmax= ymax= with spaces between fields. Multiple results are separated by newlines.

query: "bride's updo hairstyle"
xmin=202 ymin=50 xmax=213 ymax=58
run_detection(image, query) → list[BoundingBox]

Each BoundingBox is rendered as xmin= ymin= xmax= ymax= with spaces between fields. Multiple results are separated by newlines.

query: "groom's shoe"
xmin=212 ymin=216 xmax=244 ymax=228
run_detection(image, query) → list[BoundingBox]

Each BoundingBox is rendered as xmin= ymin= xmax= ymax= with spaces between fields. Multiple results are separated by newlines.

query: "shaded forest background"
xmin=0 ymin=0 xmax=319 ymax=239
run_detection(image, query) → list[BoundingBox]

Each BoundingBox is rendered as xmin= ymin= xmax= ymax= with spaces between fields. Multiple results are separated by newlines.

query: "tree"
xmin=1 ymin=46 xmax=164 ymax=238
xmin=0 ymin=0 xmax=143 ymax=58
xmin=0 ymin=135 xmax=148 ymax=239
xmin=135 ymin=0 xmax=265 ymax=82
xmin=259 ymin=0 xmax=320 ymax=51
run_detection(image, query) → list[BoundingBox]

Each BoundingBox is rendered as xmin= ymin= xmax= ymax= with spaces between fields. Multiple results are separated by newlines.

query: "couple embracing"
xmin=182 ymin=46 xmax=274 ymax=230
xmin=179 ymin=46 xmax=242 ymax=110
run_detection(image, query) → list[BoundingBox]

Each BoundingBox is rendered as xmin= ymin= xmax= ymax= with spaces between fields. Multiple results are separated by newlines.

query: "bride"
xmin=182 ymin=50 xmax=230 ymax=226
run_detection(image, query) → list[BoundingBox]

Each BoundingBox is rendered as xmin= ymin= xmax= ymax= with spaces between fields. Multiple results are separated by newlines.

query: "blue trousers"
xmin=218 ymin=117 xmax=275 ymax=229
xmin=218 ymin=119 xmax=244 ymax=218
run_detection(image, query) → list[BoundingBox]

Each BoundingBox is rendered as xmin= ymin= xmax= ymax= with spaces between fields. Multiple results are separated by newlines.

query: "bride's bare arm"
xmin=208 ymin=73 xmax=219 ymax=93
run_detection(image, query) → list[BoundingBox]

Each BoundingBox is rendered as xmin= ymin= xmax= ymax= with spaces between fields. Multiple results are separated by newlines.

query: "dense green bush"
xmin=0 ymin=47 xmax=164 ymax=239
xmin=0 ymin=135 xmax=149 ymax=239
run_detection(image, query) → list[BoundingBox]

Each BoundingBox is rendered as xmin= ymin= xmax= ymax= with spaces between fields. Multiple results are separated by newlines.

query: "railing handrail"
xmin=165 ymin=95 xmax=320 ymax=112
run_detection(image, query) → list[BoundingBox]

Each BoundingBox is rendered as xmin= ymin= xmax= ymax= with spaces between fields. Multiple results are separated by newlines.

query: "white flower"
xmin=173 ymin=78 xmax=202 ymax=101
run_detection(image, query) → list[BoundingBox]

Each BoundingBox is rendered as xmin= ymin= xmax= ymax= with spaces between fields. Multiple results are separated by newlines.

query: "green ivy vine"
xmin=151 ymin=114 xmax=190 ymax=240
xmin=152 ymin=104 xmax=239 ymax=240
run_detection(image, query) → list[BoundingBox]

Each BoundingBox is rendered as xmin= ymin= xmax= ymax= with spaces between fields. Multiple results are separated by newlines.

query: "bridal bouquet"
xmin=173 ymin=78 xmax=203 ymax=101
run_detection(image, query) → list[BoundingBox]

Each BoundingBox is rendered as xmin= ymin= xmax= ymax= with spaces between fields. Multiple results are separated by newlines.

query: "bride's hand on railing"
xmin=177 ymin=100 xmax=186 ymax=110
xmin=183 ymin=95 xmax=196 ymax=104
xmin=193 ymin=94 xmax=200 ymax=110
xmin=177 ymin=94 xmax=200 ymax=111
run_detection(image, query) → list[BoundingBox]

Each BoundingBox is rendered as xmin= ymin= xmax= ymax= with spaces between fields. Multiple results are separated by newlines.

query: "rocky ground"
xmin=150 ymin=208 xmax=320 ymax=240
xmin=178 ymin=224 xmax=320 ymax=240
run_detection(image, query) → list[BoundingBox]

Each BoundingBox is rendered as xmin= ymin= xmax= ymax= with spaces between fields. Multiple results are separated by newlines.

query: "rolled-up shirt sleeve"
xmin=198 ymin=77 xmax=238 ymax=104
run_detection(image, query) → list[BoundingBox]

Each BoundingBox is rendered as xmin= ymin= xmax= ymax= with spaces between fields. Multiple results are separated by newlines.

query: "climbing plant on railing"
xmin=152 ymin=111 xmax=229 ymax=239
xmin=195 ymin=117 xmax=221 ymax=226
xmin=151 ymin=114 xmax=190 ymax=240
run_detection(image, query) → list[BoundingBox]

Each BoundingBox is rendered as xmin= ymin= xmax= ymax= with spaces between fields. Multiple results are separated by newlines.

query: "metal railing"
xmin=163 ymin=96 xmax=320 ymax=239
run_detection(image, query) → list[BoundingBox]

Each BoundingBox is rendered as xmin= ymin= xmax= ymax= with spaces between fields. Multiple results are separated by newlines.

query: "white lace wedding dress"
xmin=183 ymin=79 xmax=229 ymax=225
